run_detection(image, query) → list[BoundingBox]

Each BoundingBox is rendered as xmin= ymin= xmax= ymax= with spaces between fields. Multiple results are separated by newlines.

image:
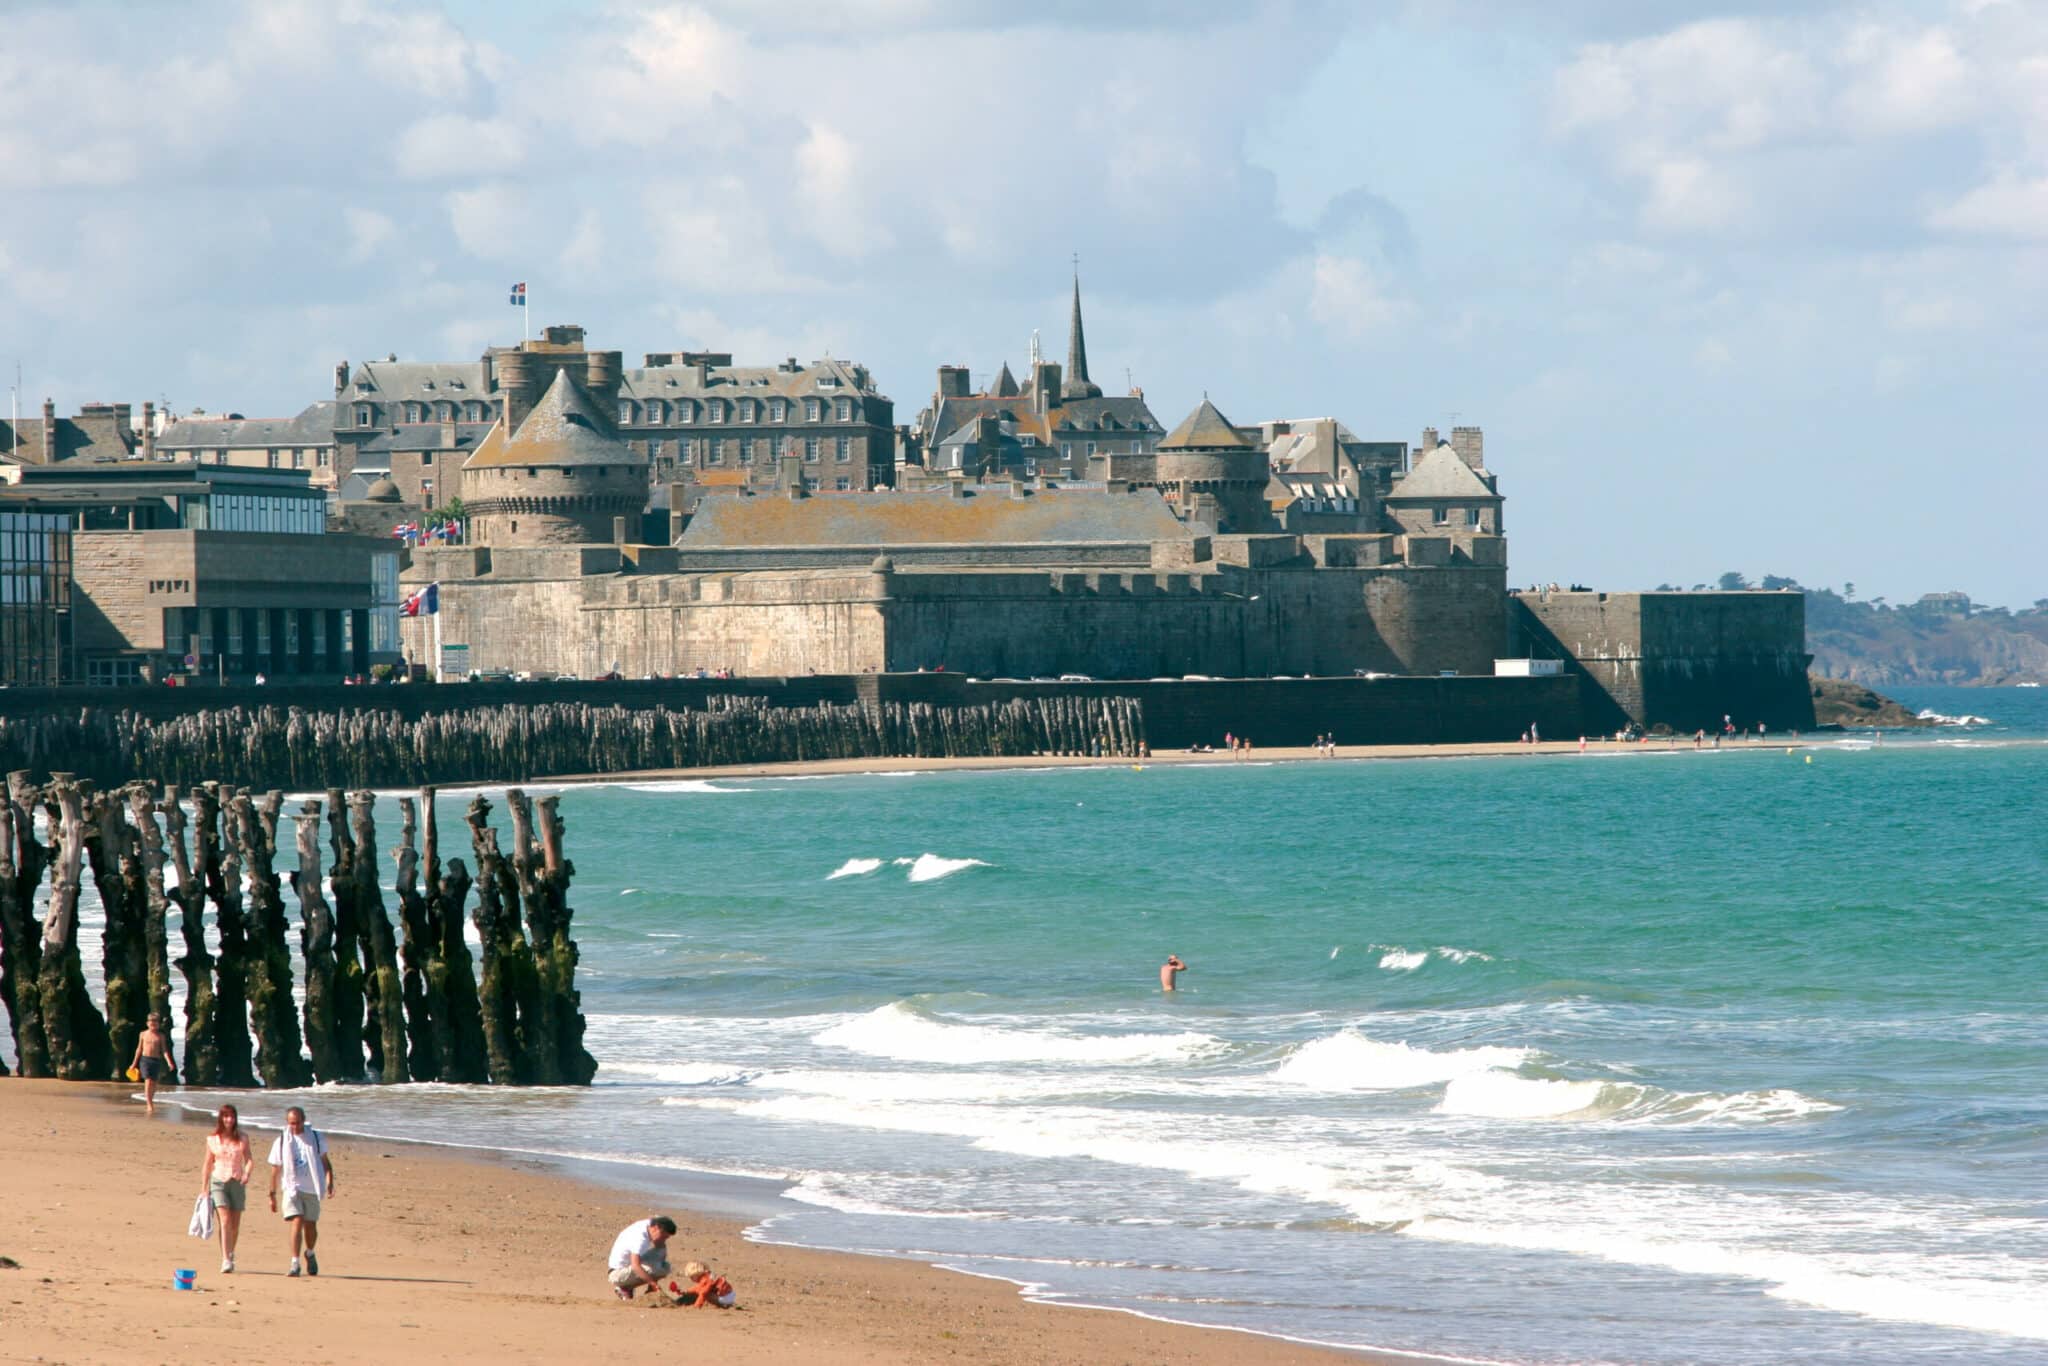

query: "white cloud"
xmin=344 ymin=207 xmax=397 ymax=263
xmin=795 ymin=123 xmax=894 ymax=259
xmin=1307 ymin=254 xmax=1412 ymax=341
xmin=395 ymin=114 xmax=525 ymax=180
xmin=1930 ymin=171 xmax=2048 ymax=239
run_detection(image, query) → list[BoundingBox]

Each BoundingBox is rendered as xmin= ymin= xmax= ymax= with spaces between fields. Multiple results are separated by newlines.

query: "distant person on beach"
xmin=608 ymin=1215 xmax=677 ymax=1300
xmin=675 ymin=1259 xmax=736 ymax=1308
xmin=1161 ymin=954 xmax=1187 ymax=991
xmin=267 ymin=1106 xmax=334 ymax=1277
xmin=130 ymin=1013 xmax=171 ymax=1114
xmin=199 ymin=1103 xmax=252 ymax=1273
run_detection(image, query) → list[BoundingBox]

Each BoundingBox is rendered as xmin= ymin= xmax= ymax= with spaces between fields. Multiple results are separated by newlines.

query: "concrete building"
xmin=913 ymin=275 xmax=1165 ymax=480
xmin=0 ymin=463 xmax=401 ymax=684
xmin=154 ymin=403 xmax=339 ymax=488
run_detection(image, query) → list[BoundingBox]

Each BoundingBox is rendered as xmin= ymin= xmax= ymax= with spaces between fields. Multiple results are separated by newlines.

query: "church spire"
xmin=1062 ymin=266 xmax=1102 ymax=400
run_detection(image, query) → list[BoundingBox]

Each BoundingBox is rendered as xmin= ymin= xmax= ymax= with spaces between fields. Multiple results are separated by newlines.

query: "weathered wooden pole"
xmin=322 ymin=788 xmax=367 ymax=1081
xmin=464 ymin=794 xmax=527 ymax=1085
xmin=504 ymin=790 xmax=563 ymax=1087
xmin=427 ymin=792 xmax=488 ymax=1085
xmin=162 ymin=786 xmax=219 ymax=1085
xmin=0 ymin=771 xmax=51 ymax=1077
xmin=233 ymin=791 xmax=310 ymax=1089
xmin=508 ymin=789 xmax=596 ymax=1085
xmin=125 ymin=785 xmax=178 ymax=1079
xmin=393 ymin=796 xmax=438 ymax=1080
xmin=84 ymin=788 xmax=148 ymax=1076
xmin=198 ymin=784 xmax=256 ymax=1089
xmin=290 ymin=800 xmax=344 ymax=1084
xmin=350 ymin=791 xmax=408 ymax=1084
xmin=37 ymin=776 xmax=114 ymax=1081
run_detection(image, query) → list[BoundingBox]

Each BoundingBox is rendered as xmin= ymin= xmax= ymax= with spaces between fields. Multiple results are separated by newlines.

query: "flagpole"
xmin=432 ymin=594 xmax=443 ymax=683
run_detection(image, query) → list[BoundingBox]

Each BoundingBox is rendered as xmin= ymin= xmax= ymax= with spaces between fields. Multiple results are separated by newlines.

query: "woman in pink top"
xmin=199 ymin=1104 xmax=253 ymax=1273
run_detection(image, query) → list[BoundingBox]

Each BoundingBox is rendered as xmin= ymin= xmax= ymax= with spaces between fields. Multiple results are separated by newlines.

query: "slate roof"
xmin=620 ymin=354 xmax=878 ymax=401
xmin=155 ymin=401 xmax=336 ymax=452
xmin=989 ymin=363 xmax=1020 ymax=398
xmin=1159 ymin=398 xmax=1253 ymax=451
xmin=344 ymin=362 xmax=486 ymax=403
xmin=463 ymin=370 xmax=641 ymax=471
xmin=1385 ymin=444 xmax=1500 ymax=501
xmin=925 ymin=393 xmax=1162 ymax=449
xmin=678 ymin=485 xmax=1191 ymax=549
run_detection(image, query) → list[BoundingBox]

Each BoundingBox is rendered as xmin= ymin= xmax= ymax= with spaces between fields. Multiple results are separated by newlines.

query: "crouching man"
xmin=607 ymin=1215 xmax=676 ymax=1300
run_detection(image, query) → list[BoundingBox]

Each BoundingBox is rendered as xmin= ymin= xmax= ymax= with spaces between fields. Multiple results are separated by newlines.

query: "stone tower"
xmin=461 ymin=369 xmax=647 ymax=547
xmin=1154 ymin=397 xmax=1270 ymax=533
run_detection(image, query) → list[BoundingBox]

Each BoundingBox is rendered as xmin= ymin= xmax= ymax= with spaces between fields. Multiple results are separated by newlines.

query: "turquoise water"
xmin=108 ymin=687 xmax=2048 ymax=1363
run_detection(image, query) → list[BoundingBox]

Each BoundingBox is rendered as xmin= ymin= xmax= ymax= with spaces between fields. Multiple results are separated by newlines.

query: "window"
xmin=676 ymin=401 xmax=694 ymax=424
xmin=738 ymin=441 xmax=755 ymax=465
xmin=804 ymin=398 xmax=821 ymax=422
xmin=619 ymin=401 xmax=635 ymax=424
xmin=267 ymin=449 xmax=280 ymax=468
xmin=708 ymin=402 xmax=725 ymax=424
xmin=1086 ymin=442 xmax=1096 ymax=456
xmin=834 ymin=436 xmax=850 ymax=462
xmin=739 ymin=399 xmax=756 ymax=423
xmin=466 ymin=402 xmax=486 ymax=422
xmin=438 ymin=402 xmax=455 ymax=422
xmin=803 ymin=437 xmax=820 ymax=463
xmin=834 ymin=477 xmax=850 ymax=490
xmin=1466 ymin=507 xmax=1482 ymax=526
xmin=1062 ymin=443 xmax=1072 ymax=458
xmin=835 ymin=398 xmax=851 ymax=422
xmin=648 ymin=438 xmax=664 ymax=459
xmin=707 ymin=440 xmax=724 ymax=465
xmin=1434 ymin=506 xmax=1449 ymax=525
xmin=769 ymin=399 xmax=787 ymax=422
xmin=1131 ymin=441 xmax=1141 ymax=453
xmin=355 ymin=405 xmax=374 ymax=426
xmin=646 ymin=400 xmax=666 ymax=425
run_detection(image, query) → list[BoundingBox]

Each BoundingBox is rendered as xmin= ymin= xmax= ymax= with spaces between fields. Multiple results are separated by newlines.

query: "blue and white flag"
xmin=509 ymin=282 xmax=526 ymax=306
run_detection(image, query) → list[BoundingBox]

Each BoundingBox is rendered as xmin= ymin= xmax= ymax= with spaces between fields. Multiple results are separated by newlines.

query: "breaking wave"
xmin=814 ymin=1000 xmax=1224 ymax=1066
xmin=1272 ymin=1031 xmax=1534 ymax=1091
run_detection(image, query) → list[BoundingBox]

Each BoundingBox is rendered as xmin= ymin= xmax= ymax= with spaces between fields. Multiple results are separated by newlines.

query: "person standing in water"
xmin=1161 ymin=954 xmax=1187 ymax=991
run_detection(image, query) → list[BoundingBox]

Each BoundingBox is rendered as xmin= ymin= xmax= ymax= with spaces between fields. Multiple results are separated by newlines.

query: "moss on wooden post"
xmin=291 ymin=800 xmax=344 ymax=1085
xmin=0 ymin=770 xmax=50 ymax=1078
xmin=38 ymin=776 xmax=114 ymax=1081
xmin=233 ymin=791 xmax=310 ymax=1089
xmin=350 ymin=791 xmax=408 ymax=1084
xmin=162 ymin=785 xmax=218 ymax=1086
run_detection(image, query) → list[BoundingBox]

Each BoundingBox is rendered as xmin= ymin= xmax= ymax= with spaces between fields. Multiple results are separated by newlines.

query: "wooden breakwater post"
xmin=0 ymin=781 xmax=596 ymax=1092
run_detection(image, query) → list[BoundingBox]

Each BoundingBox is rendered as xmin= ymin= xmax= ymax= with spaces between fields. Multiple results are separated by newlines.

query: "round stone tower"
xmin=462 ymin=369 xmax=646 ymax=546
xmin=1153 ymin=397 xmax=1271 ymax=533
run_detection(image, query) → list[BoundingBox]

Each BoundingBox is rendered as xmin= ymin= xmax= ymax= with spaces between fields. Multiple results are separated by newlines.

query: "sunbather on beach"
xmin=607 ymin=1215 xmax=676 ymax=1300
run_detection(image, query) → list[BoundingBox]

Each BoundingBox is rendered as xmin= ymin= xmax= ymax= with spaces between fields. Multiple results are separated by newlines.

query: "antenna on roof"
xmin=1029 ymin=330 xmax=1041 ymax=366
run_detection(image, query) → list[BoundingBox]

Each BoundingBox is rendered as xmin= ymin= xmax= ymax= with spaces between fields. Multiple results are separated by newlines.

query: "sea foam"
xmin=1272 ymin=1031 xmax=1533 ymax=1091
xmin=1437 ymin=1070 xmax=1636 ymax=1119
xmin=815 ymin=1000 xmax=1223 ymax=1065
xmin=904 ymin=853 xmax=991 ymax=882
xmin=827 ymin=857 xmax=885 ymax=880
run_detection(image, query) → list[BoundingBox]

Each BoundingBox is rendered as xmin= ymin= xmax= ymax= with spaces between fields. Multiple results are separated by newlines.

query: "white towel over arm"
xmin=188 ymin=1193 xmax=215 ymax=1240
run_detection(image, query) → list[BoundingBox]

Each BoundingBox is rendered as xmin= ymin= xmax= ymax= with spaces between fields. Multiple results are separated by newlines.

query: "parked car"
xmin=1058 ymin=673 xmax=1094 ymax=682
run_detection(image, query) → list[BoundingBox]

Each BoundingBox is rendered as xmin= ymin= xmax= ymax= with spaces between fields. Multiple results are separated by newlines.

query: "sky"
xmin=3 ymin=0 xmax=2043 ymax=607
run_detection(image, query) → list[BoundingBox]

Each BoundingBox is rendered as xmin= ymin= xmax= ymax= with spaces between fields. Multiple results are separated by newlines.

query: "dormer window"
xmin=355 ymin=405 xmax=374 ymax=426
xmin=739 ymin=399 xmax=757 ymax=423
xmin=804 ymin=398 xmax=821 ymax=422
xmin=619 ymin=401 xmax=634 ymax=424
xmin=834 ymin=398 xmax=852 ymax=422
xmin=769 ymin=398 xmax=787 ymax=422
xmin=676 ymin=401 xmax=694 ymax=424
xmin=404 ymin=403 xmax=422 ymax=423
xmin=708 ymin=401 xmax=725 ymax=424
xmin=645 ymin=400 xmax=665 ymax=424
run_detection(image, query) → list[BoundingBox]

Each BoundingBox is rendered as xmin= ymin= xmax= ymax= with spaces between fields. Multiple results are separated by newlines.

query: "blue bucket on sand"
xmin=173 ymin=1268 xmax=195 ymax=1290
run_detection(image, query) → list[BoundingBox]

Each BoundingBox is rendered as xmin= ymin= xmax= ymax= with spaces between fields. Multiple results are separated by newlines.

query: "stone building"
xmin=1088 ymin=397 xmax=1275 ymax=534
xmin=0 ymin=462 xmax=400 ymax=684
xmin=461 ymin=369 xmax=647 ymax=547
xmin=155 ymin=402 xmax=339 ymax=488
xmin=913 ymin=275 xmax=1165 ymax=479
xmin=1382 ymin=440 xmax=1503 ymax=555
xmin=1255 ymin=417 xmax=1408 ymax=534
xmin=0 ymin=399 xmax=141 ymax=466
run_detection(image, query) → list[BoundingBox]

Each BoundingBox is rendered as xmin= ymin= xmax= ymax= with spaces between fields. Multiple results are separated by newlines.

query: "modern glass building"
xmin=0 ymin=510 xmax=72 ymax=685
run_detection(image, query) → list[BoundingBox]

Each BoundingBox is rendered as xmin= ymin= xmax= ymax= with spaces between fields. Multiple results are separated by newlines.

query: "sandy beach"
xmin=0 ymin=1081 xmax=1395 ymax=1365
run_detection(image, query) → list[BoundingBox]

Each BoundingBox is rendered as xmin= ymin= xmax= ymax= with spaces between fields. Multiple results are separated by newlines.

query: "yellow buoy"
xmin=1804 ymin=755 xmax=1813 ymax=764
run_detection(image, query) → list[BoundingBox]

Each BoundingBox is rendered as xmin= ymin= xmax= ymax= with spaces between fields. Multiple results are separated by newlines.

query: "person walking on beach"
xmin=199 ymin=1104 xmax=252 ymax=1273
xmin=607 ymin=1215 xmax=677 ymax=1300
xmin=1161 ymin=954 xmax=1187 ymax=992
xmin=267 ymin=1106 xmax=334 ymax=1277
xmin=129 ymin=1013 xmax=171 ymax=1114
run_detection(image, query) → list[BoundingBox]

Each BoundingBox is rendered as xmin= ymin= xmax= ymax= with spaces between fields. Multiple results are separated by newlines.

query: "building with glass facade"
xmin=0 ymin=510 xmax=71 ymax=684
xmin=0 ymin=463 xmax=398 ymax=684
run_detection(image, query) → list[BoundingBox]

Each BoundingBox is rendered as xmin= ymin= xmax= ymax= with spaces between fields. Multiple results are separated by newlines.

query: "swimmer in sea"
xmin=1160 ymin=954 xmax=1187 ymax=991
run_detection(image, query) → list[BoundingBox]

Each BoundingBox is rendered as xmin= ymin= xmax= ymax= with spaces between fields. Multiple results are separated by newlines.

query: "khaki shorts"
xmin=210 ymin=1179 xmax=246 ymax=1212
xmin=281 ymin=1191 xmax=321 ymax=1222
xmin=609 ymin=1262 xmax=667 ymax=1288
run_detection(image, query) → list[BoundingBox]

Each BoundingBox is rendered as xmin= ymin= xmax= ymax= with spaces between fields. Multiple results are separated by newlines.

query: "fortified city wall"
xmin=1508 ymin=590 xmax=1815 ymax=732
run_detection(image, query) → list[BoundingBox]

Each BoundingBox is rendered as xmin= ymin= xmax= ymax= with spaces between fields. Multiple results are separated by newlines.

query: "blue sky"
xmin=3 ymin=0 xmax=2042 ymax=606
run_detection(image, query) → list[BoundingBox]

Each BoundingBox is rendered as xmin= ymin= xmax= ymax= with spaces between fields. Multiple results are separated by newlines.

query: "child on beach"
xmin=130 ymin=1013 xmax=171 ymax=1114
xmin=673 ymin=1260 xmax=736 ymax=1308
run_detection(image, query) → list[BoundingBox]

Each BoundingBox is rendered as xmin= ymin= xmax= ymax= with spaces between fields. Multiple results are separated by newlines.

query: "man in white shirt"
xmin=267 ymin=1106 xmax=335 ymax=1278
xmin=607 ymin=1215 xmax=677 ymax=1300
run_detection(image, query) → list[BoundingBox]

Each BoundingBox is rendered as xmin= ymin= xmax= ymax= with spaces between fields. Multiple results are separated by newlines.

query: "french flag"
xmin=509 ymin=282 xmax=526 ymax=306
xmin=401 ymin=583 xmax=439 ymax=617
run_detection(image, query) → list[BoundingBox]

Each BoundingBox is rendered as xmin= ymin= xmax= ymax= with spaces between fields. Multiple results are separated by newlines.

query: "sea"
xmin=30 ymin=683 xmax=2048 ymax=1365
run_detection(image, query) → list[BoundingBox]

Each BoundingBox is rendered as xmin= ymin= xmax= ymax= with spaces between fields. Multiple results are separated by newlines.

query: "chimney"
xmin=613 ymin=515 xmax=628 ymax=545
xmin=1420 ymin=425 xmax=1439 ymax=454
xmin=440 ymin=417 xmax=459 ymax=449
xmin=42 ymin=398 xmax=56 ymax=463
xmin=1450 ymin=425 xmax=1484 ymax=471
xmin=142 ymin=401 xmax=156 ymax=460
xmin=334 ymin=361 xmax=350 ymax=397
xmin=779 ymin=449 xmax=806 ymax=498
xmin=937 ymin=365 xmax=970 ymax=399
xmin=1031 ymin=361 xmax=1061 ymax=416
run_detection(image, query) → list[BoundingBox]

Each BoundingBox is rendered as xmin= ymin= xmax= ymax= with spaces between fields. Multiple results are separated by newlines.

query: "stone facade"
xmin=1508 ymin=589 xmax=1814 ymax=732
xmin=461 ymin=369 xmax=647 ymax=547
xmin=155 ymin=403 xmax=338 ymax=488
xmin=0 ymin=399 xmax=141 ymax=467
